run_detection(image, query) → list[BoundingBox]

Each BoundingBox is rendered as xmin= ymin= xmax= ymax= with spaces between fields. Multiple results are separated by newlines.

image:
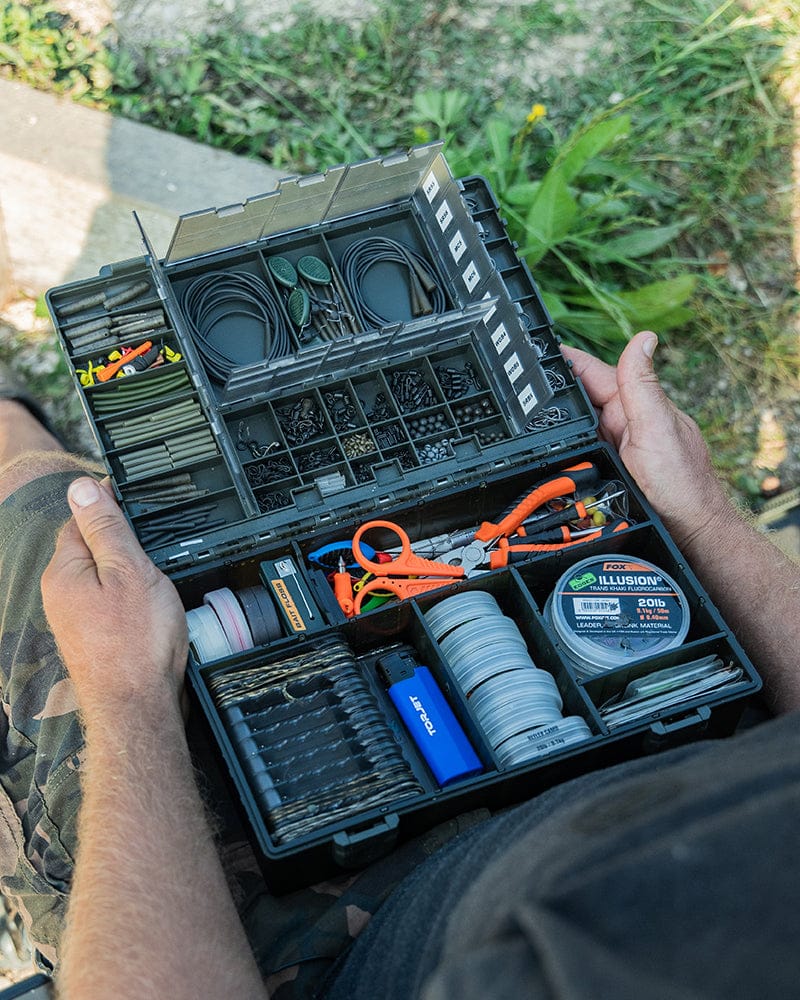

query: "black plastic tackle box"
xmin=47 ymin=141 xmax=762 ymax=890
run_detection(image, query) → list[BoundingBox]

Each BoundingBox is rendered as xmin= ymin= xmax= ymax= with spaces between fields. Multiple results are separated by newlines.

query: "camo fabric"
xmin=0 ymin=468 xmax=487 ymax=993
xmin=0 ymin=467 xmax=100 ymax=971
xmin=223 ymin=808 xmax=490 ymax=1000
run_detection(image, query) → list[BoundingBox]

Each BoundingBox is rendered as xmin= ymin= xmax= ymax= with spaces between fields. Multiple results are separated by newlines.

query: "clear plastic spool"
xmin=423 ymin=590 xmax=502 ymax=641
xmin=496 ymin=716 xmax=592 ymax=767
xmin=547 ymin=554 xmax=690 ymax=678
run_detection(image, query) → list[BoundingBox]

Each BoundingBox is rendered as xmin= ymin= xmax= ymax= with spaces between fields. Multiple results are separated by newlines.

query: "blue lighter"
xmin=377 ymin=650 xmax=483 ymax=786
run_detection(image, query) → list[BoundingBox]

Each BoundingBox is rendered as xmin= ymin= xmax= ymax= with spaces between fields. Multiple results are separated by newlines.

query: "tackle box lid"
xmin=52 ymin=145 xmax=601 ymax=569
xmin=162 ymin=144 xmax=454 ymax=266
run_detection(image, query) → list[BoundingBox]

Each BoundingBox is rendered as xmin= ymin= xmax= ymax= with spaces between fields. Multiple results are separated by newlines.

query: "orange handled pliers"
xmin=435 ymin=461 xmax=600 ymax=574
xmin=489 ymin=517 xmax=630 ymax=567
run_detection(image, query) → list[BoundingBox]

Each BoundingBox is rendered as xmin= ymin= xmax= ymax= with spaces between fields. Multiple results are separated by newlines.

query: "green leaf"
xmin=441 ymin=89 xmax=470 ymax=124
xmin=0 ymin=43 xmax=24 ymax=67
xmin=483 ymin=116 xmax=516 ymax=188
xmin=577 ymin=191 xmax=632 ymax=218
xmin=550 ymin=248 xmax=634 ymax=336
xmin=615 ymin=275 xmax=697 ymax=324
xmin=540 ymin=291 xmax=568 ymax=320
xmin=624 ymin=301 xmax=694 ymax=332
xmin=557 ymin=309 xmax=629 ymax=349
xmin=583 ymin=158 xmax=670 ymax=199
xmin=557 ymin=114 xmax=631 ymax=183
xmin=180 ymin=57 xmax=208 ymax=94
xmin=524 ymin=172 xmax=578 ymax=264
xmin=413 ymin=89 xmax=444 ymax=123
xmin=562 ymin=288 xmax=693 ymax=332
xmin=590 ymin=219 xmax=695 ymax=262
xmin=504 ymin=181 xmax=541 ymax=206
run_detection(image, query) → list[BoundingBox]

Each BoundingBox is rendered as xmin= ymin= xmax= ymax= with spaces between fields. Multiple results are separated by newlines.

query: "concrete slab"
xmin=0 ymin=79 xmax=286 ymax=295
xmin=0 ymin=213 xmax=10 ymax=307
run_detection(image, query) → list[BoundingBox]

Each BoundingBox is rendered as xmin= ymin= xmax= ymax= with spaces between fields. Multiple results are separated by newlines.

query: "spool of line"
xmin=453 ymin=652 xmax=534 ymax=696
xmin=480 ymin=697 xmax=565 ymax=748
xmin=469 ymin=668 xmax=563 ymax=720
xmin=234 ymin=586 xmax=283 ymax=645
xmin=427 ymin=588 xmax=581 ymax=760
xmin=186 ymin=605 xmax=233 ymax=663
xmin=546 ymin=554 xmax=691 ymax=678
xmin=423 ymin=590 xmax=502 ymax=641
xmin=204 ymin=587 xmax=254 ymax=653
xmin=495 ymin=716 xmax=592 ymax=767
xmin=439 ymin=616 xmax=527 ymax=663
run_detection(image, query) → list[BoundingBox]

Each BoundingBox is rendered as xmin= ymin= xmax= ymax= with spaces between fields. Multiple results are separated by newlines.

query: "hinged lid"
xmin=164 ymin=144 xmax=446 ymax=266
xmin=122 ymin=147 xmax=600 ymax=568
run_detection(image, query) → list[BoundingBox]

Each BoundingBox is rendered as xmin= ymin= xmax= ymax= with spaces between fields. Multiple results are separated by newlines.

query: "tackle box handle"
xmin=644 ymin=705 xmax=712 ymax=752
xmin=332 ymin=814 xmax=400 ymax=869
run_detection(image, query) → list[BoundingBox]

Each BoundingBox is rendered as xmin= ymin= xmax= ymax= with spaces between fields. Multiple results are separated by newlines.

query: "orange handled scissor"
xmin=351 ymin=519 xmax=465 ymax=614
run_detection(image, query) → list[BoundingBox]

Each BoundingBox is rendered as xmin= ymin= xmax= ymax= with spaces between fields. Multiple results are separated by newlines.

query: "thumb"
xmin=615 ymin=331 xmax=672 ymax=433
xmin=65 ymin=477 xmax=146 ymax=573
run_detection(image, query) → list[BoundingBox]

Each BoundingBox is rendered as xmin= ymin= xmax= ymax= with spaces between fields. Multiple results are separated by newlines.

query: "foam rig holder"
xmin=48 ymin=143 xmax=762 ymax=890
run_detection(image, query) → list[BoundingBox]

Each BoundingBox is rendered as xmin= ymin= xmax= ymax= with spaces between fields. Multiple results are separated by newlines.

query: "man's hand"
xmin=41 ymin=476 xmax=188 ymax=728
xmin=561 ymin=331 xmax=728 ymax=550
xmin=41 ymin=478 xmax=269 ymax=999
xmin=564 ymin=331 xmax=800 ymax=712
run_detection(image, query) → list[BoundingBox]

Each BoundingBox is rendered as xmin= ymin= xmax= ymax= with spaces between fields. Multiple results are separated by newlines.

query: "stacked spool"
xmin=425 ymin=591 xmax=591 ymax=767
xmin=187 ymin=586 xmax=282 ymax=662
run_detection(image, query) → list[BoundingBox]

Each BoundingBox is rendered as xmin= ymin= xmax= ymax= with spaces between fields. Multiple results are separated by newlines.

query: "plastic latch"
xmin=331 ymin=814 xmax=400 ymax=869
xmin=644 ymin=704 xmax=711 ymax=753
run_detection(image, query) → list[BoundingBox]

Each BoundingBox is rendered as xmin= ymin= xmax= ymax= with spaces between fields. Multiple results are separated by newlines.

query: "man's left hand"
xmin=41 ymin=477 xmax=188 ymax=728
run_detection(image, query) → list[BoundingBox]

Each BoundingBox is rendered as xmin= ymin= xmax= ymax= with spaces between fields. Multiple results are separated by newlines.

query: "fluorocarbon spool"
xmin=546 ymin=555 xmax=691 ymax=678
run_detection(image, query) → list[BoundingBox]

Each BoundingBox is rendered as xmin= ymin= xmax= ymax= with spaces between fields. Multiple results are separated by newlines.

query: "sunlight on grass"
xmin=1 ymin=0 xmax=798 ymax=502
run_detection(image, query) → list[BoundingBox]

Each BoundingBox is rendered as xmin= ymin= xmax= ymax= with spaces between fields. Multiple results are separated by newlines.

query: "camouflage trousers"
xmin=0 ymin=466 xmax=486 ymax=996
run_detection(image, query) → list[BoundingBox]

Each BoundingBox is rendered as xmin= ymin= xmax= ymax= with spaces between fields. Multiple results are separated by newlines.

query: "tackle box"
xmin=47 ymin=142 xmax=762 ymax=890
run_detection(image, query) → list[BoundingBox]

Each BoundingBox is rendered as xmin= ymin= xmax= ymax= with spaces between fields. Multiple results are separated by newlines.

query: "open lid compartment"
xmin=164 ymin=144 xmax=452 ymax=266
xmin=136 ymin=302 xmax=597 ymax=570
xmin=50 ymin=144 xmax=597 ymax=568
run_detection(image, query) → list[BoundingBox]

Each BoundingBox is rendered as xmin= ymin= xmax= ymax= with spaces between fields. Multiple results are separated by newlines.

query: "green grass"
xmin=1 ymin=0 xmax=798 ymax=501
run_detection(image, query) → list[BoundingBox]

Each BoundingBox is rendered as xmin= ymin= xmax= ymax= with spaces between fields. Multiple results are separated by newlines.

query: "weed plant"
xmin=1 ymin=0 xmax=797 ymax=496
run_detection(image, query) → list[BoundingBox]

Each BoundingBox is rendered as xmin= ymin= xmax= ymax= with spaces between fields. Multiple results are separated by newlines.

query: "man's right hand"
xmin=561 ymin=331 xmax=729 ymax=551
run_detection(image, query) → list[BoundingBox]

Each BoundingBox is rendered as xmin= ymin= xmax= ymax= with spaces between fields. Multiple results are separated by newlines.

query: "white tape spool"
xmin=187 ymin=604 xmax=233 ymax=663
xmin=204 ymin=587 xmax=254 ymax=653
